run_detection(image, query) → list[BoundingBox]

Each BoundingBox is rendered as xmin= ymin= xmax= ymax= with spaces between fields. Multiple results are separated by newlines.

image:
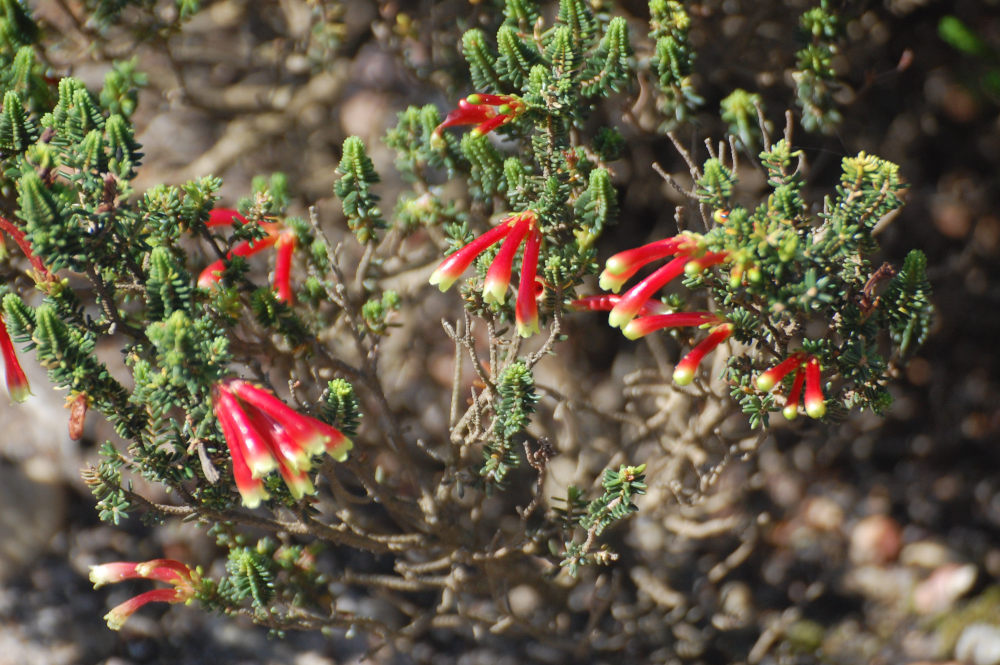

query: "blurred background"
xmin=1 ymin=0 xmax=999 ymax=663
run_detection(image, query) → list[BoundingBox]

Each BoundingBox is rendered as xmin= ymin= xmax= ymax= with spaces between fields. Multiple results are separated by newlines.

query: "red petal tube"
xmin=215 ymin=396 xmax=270 ymax=507
xmin=515 ymin=227 xmax=542 ymax=337
xmin=273 ymin=231 xmax=296 ymax=303
xmin=483 ymin=215 xmax=531 ymax=305
xmin=429 ymin=222 xmax=514 ymax=292
xmin=472 ymin=113 xmax=512 ymax=137
xmin=215 ymin=388 xmax=278 ymax=478
xmin=756 ymin=353 xmax=805 ymax=392
xmin=600 ymin=236 xmax=691 ymax=292
xmin=672 ymin=324 xmax=733 ymax=386
xmin=782 ymin=368 xmax=806 ymax=420
xmin=198 ymin=235 xmax=279 ymax=288
xmin=804 ymin=357 xmax=826 ymax=419
xmin=104 ymin=588 xmax=186 ymax=631
xmin=608 ymin=256 xmax=692 ymax=328
xmin=1 ymin=316 xmax=30 ymax=402
xmin=226 ymin=380 xmax=352 ymax=461
xmin=570 ymin=294 xmax=669 ymax=316
xmin=622 ymin=311 xmax=719 ymax=340
xmin=207 ymin=208 xmax=250 ymax=227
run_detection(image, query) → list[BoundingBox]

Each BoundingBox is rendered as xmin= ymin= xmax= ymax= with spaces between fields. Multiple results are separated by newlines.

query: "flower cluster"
xmin=0 ymin=315 xmax=30 ymax=403
xmin=585 ymin=233 xmax=733 ymax=385
xmin=430 ymin=211 xmax=542 ymax=337
xmin=756 ymin=353 xmax=827 ymax=419
xmin=198 ymin=208 xmax=298 ymax=303
xmin=435 ymin=93 xmax=526 ymax=137
xmin=213 ymin=379 xmax=352 ymax=508
xmin=89 ymin=558 xmax=199 ymax=630
xmin=599 ymin=233 xmax=728 ymax=329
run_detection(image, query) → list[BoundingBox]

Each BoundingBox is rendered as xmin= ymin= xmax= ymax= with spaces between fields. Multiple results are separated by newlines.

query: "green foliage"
xmin=146 ymin=246 xmax=193 ymax=320
xmin=384 ymin=104 xmax=463 ymax=180
xmin=0 ymin=0 xmax=38 ymax=52
xmin=100 ymin=59 xmax=148 ymax=118
xmin=483 ymin=361 xmax=538 ymax=487
xmin=648 ymin=0 xmax=702 ymax=129
xmin=0 ymin=89 xmax=36 ymax=153
xmin=360 ymin=290 xmax=400 ymax=336
xmin=334 ymin=136 xmax=385 ymax=244
xmin=560 ymin=464 xmax=647 ymax=575
xmin=319 ymin=378 xmax=361 ymax=437
xmin=721 ymin=88 xmax=765 ymax=150
xmin=463 ymin=29 xmax=504 ymax=92
xmin=86 ymin=442 xmax=131 ymax=524
xmin=460 ymin=132 xmax=505 ymax=199
xmin=882 ymin=250 xmax=933 ymax=358
xmin=793 ymin=1 xmax=843 ymax=133
xmin=683 ymin=136 xmax=923 ymax=422
xmin=221 ymin=545 xmax=276 ymax=610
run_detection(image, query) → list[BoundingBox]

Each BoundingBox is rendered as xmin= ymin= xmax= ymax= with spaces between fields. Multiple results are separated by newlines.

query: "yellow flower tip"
xmin=782 ymin=404 xmax=799 ymax=420
xmin=328 ymin=437 xmax=353 ymax=462
xmin=598 ymin=271 xmax=626 ymax=293
xmin=104 ymin=610 xmax=127 ymax=631
xmin=8 ymin=384 xmax=31 ymax=403
xmin=482 ymin=279 xmax=507 ymax=306
xmin=672 ymin=367 xmax=694 ymax=386
xmin=622 ymin=321 xmax=645 ymax=340
xmin=805 ymin=401 xmax=826 ymax=419
xmin=428 ymin=269 xmax=456 ymax=292
xmin=755 ymin=375 xmax=776 ymax=392
xmin=516 ymin=319 xmax=540 ymax=338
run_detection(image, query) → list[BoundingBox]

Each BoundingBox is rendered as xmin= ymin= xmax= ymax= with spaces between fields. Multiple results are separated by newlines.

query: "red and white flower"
xmin=430 ymin=211 xmax=543 ymax=337
xmin=90 ymin=558 xmax=199 ymax=631
xmin=756 ymin=352 xmax=827 ymax=419
xmin=198 ymin=208 xmax=298 ymax=303
xmin=435 ymin=93 xmax=525 ymax=137
xmin=0 ymin=315 xmax=30 ymax=403
xmin=599 ymin=233 xmax=729 ymax=329
xmin=213 ymin=379 xmax=352 ymax=508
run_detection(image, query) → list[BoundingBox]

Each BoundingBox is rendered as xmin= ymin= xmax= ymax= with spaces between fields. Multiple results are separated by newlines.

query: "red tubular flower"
xmin=216 ymin=398 xmax=270 ymax=507
xmin=200 ymin=209 xmax=297 ymax=302
xmin=0 ymin=213 xmax=53 ymax=282
xmin=672 ymin=323 xmax=733 ymax=386
xmin=622 ymin=311 xmax=720 ymax=341
xmin=759 ymin=353 xmax=826 ymax=420
xmin=429 ymin=221 xmax=515 ymax=292
xmin=273 ymin=230 xmax=297 ymax=303
xmin=213 ymin=379 xmax=352 ymax=507
xmin=429 ymin=211 xmax=545 ymax=338
xmin=0 ymin=315 xmax=30 ymax=403
xmin=570 ymin=294 xmax=669 ymax=317
xmin=782 ymin=367 xmax=806 ymax=420
xmin=599 ymin=236 xmax=695 ymax=293
xmin=755 ymin=353 xmax=806 ymax=393
xmin=515 ymin=225 xmax=542 ymax=338
xmin=483 ymin=215 xmax=532 ymax=305
xmin=206 ymin=208 xmax=250 ymax=227
xmin=435 ymin=93 xmax=525 ymax=137
xmin=198 ymin=234 xmax=278 ymax=288
xmin=608 ymin=256 xmax=693 ymax=329
xmin=89 ymin=558 xmax=199 ymax=631
xmin=803 ymin=356 xmax=826 ymax=419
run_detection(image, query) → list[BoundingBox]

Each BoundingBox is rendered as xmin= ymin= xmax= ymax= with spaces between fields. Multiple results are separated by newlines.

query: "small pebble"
xmin=913 ymin=563 xmax=977 ymax=615
xmin=956 ymin=623 xmax=1000 ymax=665
xmin=850 ymin=514 xmax=903 ymax=565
